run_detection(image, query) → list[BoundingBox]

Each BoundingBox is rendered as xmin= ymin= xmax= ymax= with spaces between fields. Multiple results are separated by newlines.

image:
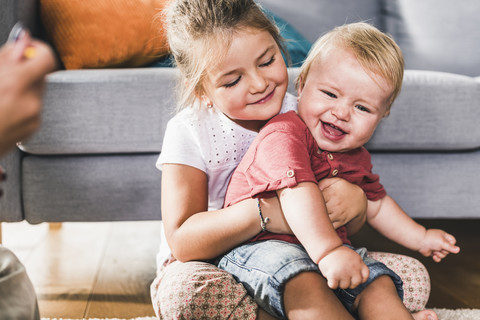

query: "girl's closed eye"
xmin=260 ymin=55 xmax=275 ymax=67
xmin=224 ymin=76 xmax=241 ymax=88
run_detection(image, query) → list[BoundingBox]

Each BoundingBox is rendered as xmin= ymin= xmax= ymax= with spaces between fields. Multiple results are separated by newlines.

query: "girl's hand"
xmin=319 ymin=178 xmax=367 ymax=234
xmin=259 ymin=178 xmax=367 ymax=235
xmin=418 ymin=229 xmax=460 ymax=262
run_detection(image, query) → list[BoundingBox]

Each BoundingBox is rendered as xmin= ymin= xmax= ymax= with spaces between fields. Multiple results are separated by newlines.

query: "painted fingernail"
xmin=23 ymin=46 xmax=37 ymax=59
xmin=8 ymin=22 xmax=27 ymax=43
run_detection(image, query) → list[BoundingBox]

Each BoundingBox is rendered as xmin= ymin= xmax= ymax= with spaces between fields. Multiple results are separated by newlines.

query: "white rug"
xmin=41 ymin=318 xmax=156 ymax=320
xmin=41 ymin=309 xmax=480 ymax=320
xmin=434 ymin=308 xmax=480 ymax=320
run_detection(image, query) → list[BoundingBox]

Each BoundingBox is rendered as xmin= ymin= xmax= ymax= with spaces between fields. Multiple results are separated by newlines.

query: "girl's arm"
xmin=161 ymin=163 xmax=288 ymax=261
xmin=367 ymin=195 xmax=460 ymax=261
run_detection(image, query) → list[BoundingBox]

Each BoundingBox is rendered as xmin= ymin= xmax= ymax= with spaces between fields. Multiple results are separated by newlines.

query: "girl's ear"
xmin=196 ymin=90 xmax=213 ymax=108
xmin=192 ymin=84 xmax=213 ymax=108
xmin=201 ymin=95 xmax=213 ymax=108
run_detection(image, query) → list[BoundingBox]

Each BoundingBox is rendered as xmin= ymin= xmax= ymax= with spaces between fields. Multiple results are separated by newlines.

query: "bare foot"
xmin=412 ymin=309 xmax=438 ymax=320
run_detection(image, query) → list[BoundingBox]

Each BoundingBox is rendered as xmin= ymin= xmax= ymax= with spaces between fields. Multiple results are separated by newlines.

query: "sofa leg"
xmin=48 ymin=222 xmax=62 ymax=230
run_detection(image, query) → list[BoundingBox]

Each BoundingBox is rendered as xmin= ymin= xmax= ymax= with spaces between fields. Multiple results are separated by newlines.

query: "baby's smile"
xmin=322 ymin=121 xmax=346 ymax=138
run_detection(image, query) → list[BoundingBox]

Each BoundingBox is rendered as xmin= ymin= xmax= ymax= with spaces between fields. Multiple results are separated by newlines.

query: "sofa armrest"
xmin=0 ymin=149 xmax=24 ymax=222
xmin=0 ymin=0 xmax=43 ymax=45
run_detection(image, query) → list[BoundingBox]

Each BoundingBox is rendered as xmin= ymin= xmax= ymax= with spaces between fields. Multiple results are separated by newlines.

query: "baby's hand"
xmin=418 ymin=229 xmax=460 ymax=262
xmin=318 ymin=246 xmax=369 ymax=289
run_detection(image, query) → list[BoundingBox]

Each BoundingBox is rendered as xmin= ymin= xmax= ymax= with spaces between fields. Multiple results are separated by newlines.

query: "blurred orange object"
xmin=40 ymin=0 xmax=171 ymax=69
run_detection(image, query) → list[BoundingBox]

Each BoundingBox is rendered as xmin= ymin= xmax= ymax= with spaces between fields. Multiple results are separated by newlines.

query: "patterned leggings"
xmin=150 ymin=252 xmax=430 ymax=319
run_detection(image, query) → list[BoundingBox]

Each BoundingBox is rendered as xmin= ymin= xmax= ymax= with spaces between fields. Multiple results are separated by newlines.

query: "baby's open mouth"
xmin=323 ymin=122 xmax=346 ymax=136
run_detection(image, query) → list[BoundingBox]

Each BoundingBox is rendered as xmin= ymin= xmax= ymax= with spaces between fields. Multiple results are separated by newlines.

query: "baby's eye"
xmin=224 ymin=76 xmax=241 ymax=88
xmin=322 ymin=90 xmax=337 ymax=98
xmin=260 ymin=56 xmax=275 ymax=67
xmin=355 ymin=105 xmax=370 ymax=113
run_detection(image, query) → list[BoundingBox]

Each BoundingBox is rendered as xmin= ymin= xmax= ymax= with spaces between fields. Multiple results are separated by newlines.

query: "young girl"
xmin=151 ymin=0 xmax=431 ymax=318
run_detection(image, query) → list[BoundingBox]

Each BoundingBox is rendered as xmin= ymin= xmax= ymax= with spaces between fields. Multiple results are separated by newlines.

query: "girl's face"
xmin=202 ymin=28 xmax=288 ymax=132
xmin=297 ymin=46 xmax=392 ymax=153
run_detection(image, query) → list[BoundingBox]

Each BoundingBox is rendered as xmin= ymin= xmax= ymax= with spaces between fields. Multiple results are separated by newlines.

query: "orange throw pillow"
xmin=40 ymin=0 xmax=170 ymax=69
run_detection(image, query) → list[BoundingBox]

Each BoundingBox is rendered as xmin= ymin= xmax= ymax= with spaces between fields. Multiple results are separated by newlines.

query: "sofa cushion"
xmin=384 ymin=0 xmax=480 ymax=76
xmin=40 ymin=0 xmax=170 ymax=69
xmin=19 ymin=68 xmax=178 ymax=155
xmin=366 ymin=70 xmax=480 ymax=151
xmin=22 ymin=154 xmax=162 ymax=223
xmin=371 ymin=150 xmax=480 ymax=218
xmin=256 ymin=0 xmax=382 ymax=43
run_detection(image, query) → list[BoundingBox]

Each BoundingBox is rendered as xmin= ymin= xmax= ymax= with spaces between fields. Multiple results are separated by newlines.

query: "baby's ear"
xmin=296 ymin=76 xmax=305 ymax=96
xmin=383 ymin=109 xmax=391 ymax=117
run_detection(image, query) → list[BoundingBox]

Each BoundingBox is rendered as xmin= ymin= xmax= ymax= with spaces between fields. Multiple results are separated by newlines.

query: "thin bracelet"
xmin=256 ymin=198 xmax=270 ymax=232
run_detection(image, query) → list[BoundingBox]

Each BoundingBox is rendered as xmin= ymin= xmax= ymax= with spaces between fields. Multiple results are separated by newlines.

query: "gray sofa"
xmin=1 ymin=0 xmax=479 ymax=230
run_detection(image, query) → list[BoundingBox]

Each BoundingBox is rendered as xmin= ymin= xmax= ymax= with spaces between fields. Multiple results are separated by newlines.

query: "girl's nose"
xmin=249 ymin=71 xmax=268 ymax=94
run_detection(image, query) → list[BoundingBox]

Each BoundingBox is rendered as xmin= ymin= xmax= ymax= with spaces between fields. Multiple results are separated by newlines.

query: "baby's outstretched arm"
xmin=367 ymin=195 xmax=460 ymax=262
xmin=418 ymin=229 xmax=460 ymax=262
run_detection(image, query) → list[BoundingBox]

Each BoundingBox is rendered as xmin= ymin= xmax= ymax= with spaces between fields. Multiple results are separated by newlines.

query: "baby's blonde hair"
xmin=163 ymin=0 xmax=287 ymax=112
xmin=296 ymin=22 xmax=404 ymax=114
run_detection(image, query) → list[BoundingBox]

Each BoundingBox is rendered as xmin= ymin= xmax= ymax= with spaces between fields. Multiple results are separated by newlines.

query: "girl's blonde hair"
xmin=296 ymin=22 xmax=404 ymax=114
xmin=163 ymin=0 xmax=287 ymax=112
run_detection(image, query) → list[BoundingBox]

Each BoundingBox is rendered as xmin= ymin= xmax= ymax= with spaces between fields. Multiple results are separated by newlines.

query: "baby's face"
xmin=297 ymin=46 xmax=392 ymax=153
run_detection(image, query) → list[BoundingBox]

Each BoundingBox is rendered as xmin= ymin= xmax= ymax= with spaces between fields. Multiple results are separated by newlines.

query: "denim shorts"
xmin=217 ymin=240 xmax=403 ymax=319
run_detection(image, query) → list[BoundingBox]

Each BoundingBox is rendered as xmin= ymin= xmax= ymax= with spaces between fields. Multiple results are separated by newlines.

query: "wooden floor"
xmin=3 ymin=221 xmax=160 ymax=319
xmin=351 ymin=219 xmax=480 ymax=309
xmin=2 ymin=219 xmax=480 ymax=318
